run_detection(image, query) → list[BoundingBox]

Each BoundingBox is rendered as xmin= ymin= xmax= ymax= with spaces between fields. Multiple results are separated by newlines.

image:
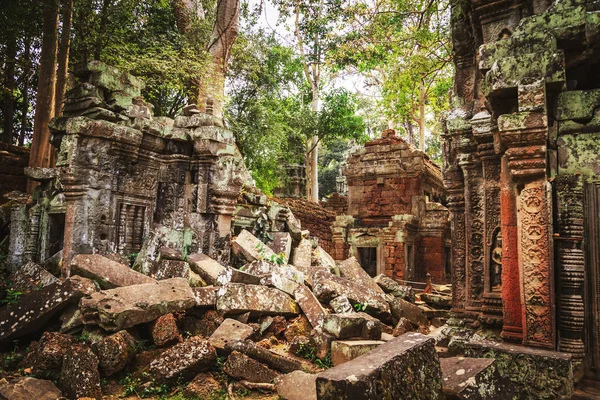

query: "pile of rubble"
xmin=0 ymin=225 xmax=575 ymax=399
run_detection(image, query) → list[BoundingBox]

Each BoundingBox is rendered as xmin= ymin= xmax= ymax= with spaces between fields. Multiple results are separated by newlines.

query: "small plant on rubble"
xmin=353 ymin=302 xmax=369 ymax=312
xmin=0 ymin=288 xmax=24 ymax=306
xmin=295 ymin=342 xmax=333 ymax=369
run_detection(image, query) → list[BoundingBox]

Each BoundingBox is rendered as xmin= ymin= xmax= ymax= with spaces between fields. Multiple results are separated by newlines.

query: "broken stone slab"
xmin=462 ymin=340 xmax=574 ymax=399
xmin=337 ymin=257 xmax=384 ymax=295
xmin=313 ymin=246 xmax=340 ymax=275
xmin=59 ymin=305 xmax=84 ymax=334
xmin=331 ymin=340 xmax=385 ymax=366
xmin=193 ymin=286 xmax=218 ymax=307
xmin=0 ymin=377 xmax=63 ymax=400
xmin=387 ymin=296 xmax=428 ymax=327
xmin=23 ymin=167 xmax=59 ymax=182
xmin=8 ymin=261 xmax=59 ymax=292
xmin=316 ymin=333 xmax=442 ymax=400
xmin=374 ymin=274 xmax=415 ymax=302
xmin=71 ymin=253 xmax=157 ymax=289
xmin=440 ymin=357 xmax=501 ymax=400
xmin=209 ymin=318 xmax=254 ymax=351
xmin=216 ymin=266 xmax=263 ymax=285
xmin=150 ymin=313 xmax=182 ymax=346
xmin=155 ymin=259 xmax=190 ymax=280
xmin=20 ymin=332 xmax=77 ymax=377
xmin=232 ymin=229 xmax=278 ymax=263
xmin=310 ymin=328 xmax=335 ymax=359
xmin=312 ymin=270 xmax=391 ymax=322
xmin=294 ymin=284 xmax=328 ymax=328
xmin=223 ymin=351 xmax=280 ymax=383
xmin=292 ymin=239 xmax=313 ymax=269
xmin=275 ymin=370 xmax=318 ymax=400
xmin=148 ymin=335 xmax=217 ymax=382
xmin=0 ymin=276 xmax=97 ymax=345
xmin=268 ymin=232 xmax=293 ymax=262
xmin=322 ymin=313 xmax=382 ymax=340
xmin=158 ymin=246 xmax=183 ymax=261
xmin=80 ymin=277 xmax=196 ymax=331
xmin=59 ymin=344 xmax=102 ymax=400
xmin=242 ymin=259 xmax=278 ymax=276
xmin=421 ymin=293 xmax=452 ymax=309
xmin=92 ymin=330 xmax=137 ymax=376
xmin=224 ymin=340 xmax=302 ymax=373
xmin=188 ymin=252 xmax=227 ymax=285
xmin=330 ymin=296 xmax=354 ymax=314
xmin=216 ymin=283 xmax=300 ymax=316
xmin=267 ymin=266 xmax=305 ymax=296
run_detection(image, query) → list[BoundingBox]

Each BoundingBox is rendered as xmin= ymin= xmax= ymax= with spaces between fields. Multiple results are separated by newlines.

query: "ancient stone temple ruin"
xmin=445 ymin=0 xmax=600 ymax=379
xmin=331 ymin=130 xmax=450 ymax=284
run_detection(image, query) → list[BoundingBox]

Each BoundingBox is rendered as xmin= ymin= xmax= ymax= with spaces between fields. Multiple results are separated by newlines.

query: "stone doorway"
xmin=358 ymin=247 xmax=378 ymax=277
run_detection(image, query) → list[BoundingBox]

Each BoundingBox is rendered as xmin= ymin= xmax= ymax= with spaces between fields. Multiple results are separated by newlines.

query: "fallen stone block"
xmin=232 ymin=229 xmax=277 ymax=263
xmin=268 ymin=232 xmax=293 ymax=262
xmin=92 ymin=330 xmax=137 ymax=376
xmin=337 ymin=258 xmax=383 ymax=294
xmin=374 ymin=274 xmax=415 ymax=302
xmin=292 ymin=239 xmax=312 ymax=269
xmin=316 ymin=333 xmax=442 ymax=399
xmin=151 ymin=313 xmax=182 ymax=346
xmin=80 ymin=277 xmax=196 ymax=331
xmin=0 ymin=276 xmax=97 ymax=345
xmin=8 ymin=261 xmax=59 ymax=292
xmin=312 ymin=271 xmax=391 ymax=322
xmin=224 ymin=340 xmax=302 ymax=373
xmin=59 ymin=305 xmax=84 ymax=334
xmin=268 ymin=266 xmax=304 ymax=296
xmin=20 ymin=332 xmax=76 ymax=377
xmin=209 ymin=318 xmax=254 ymax=350
xmin=440 ymin=357 xmax=501 ymax=400
xmin=188 ymin=253 xmax=227 ymax=285
xmin=260 ymin=315 xmax=287 ymax=337
xmin=242 ymin=259 xmax=278 ymax=276
xmin=149 ymin=335 xmax=217 ymax=382
xmin=193 ymin=286 xmax=218 ymax=307
xmin=331 ymin=340 xmax=384 ymax=366
xmin=284 ymin=315 xmax=313 ymax=342
xmin=462 ymin=340 xmax=573 ymax=399
xmin=158 ymin=246 xmax=183 ymax=261
xmin=0 ymin=377 xmax=63 ymax=400
xmin=310 ymin=328 xmax=335 ymax=359
xmin=216 ymin=283 xmax=300 ymax=316
xmin=330 ymin=296 xmax=354 ymax=314
xmin=294 ymin=284 xmax=328 ymax=328
xmin=313 ymin=246 xmax=339 ymax=275
xmin=388 ymin=296 xmax=428 ymax=327
xmin=155 ymin=259 xmax=190 ymax=280
xmin=71 ymin=253 xmax=157 ymax=289
xmin=322 ymin=313 xmax=382 ymax=340
xmin=216 ymin=266 xmax=263 ymax=285
xmin=223 ymin=351 xmax=279 ymax=383
xmin=393 ymin=317 xmax=416 ymax=336
xmin=275 ymin=370 xmax=317 ymax=400
xmin=59 ymin=344 xmax=102 ymax=400
xmin=421 ymin=293 xmax=452 ymax=309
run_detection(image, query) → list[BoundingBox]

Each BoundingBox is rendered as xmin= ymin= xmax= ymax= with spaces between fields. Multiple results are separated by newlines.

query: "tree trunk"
xmin=55 ymin=0 xmax=73 ymax=117
xmin=405 ymin=117 xmax=415 ymax=145
xmin=19 ymin=37 xmax=32 ymax=147
xmin=2 ymin=36 xmax=17 ymax=144
xmin=28 ymin=0 xmax=59 ymax=188
xmin=306 ymin=88 xmax=319 ymax=202
xmin=418 ymin=80 xmax=425 ymax=151
xmin=171 ymin=0 xmax=204 ymax=34
xmin=94 ymin=0 xmax=112 ymax=60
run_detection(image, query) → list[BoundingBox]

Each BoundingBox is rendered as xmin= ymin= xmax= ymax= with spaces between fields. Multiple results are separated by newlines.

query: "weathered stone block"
xmin=92 ymin=330 xmax=137 ymax=376
xmin=322 ymin=313 xmax=382 ymax=340
xmin=0 ymin=277 xmax=97 ymax=344
xmin=292 ymin=239 xmax=313 ymax=269
xmin=310 ymin=328 xmax=335 ymax=359
xmin=313 ymin=246 xmax=339 ymax=275
xmin=461 ymin=340 xmax=573 ymax=399
xmin=0 ymin=377 xmax=63 ymax=400
xmin=8 ymin=261 xmax=59 ymax=292
xmin=275 ymin=370 xmax=318 ymax=400
xmin=224 ymin=340 xmax=302 ymax=373
xmin=216 ymin=283 xmax=300 ymax=316
xmin=59 ymin=344 xmax=102 ymax=400
xmin=72 ymin=253 xmax=156 ymax=289
xmin=330 ymin=296 xmax=354 ymax=314
xmin=80 ymin=278 xmax=196 ymax=331
xmin=149 ymin=336 xmax=217 ymax=382
xmin=150 ymin=313 xmax=182 ymax=346
xmin=155 ymin=259 xmax=190 ymax=280
xmin=232 ymin=229 xmax=277 ymax=263
xmin=209 ymin=318 xmax=254 ymax=350
xmin=20 ymin=332 xmax=76 ymax=377
xmin=331 ymin=340 xmax=384 ymax=366
xmin=223 ymin=351 xmax=279 ymax=383
xmin=269 ymin=266 xmax=305 ymax=296
xmin=440 ymin=357 xmax=501 ymax=400
xmin=242 ymin=259 xmax=278 ymax=276
xmin=193 ymin=286 xmax=218 ymax=307
xmin=388 ymin=296 xmax=428 ymax=327
xmin=216 ymin=266 xmax=262 ymax=285
xmin=294 ymin=284 xmax=328 ymax=328
xmin=188 ymin=253 xmax=227 ymax=285
xmin=268 ymin=232 xmax=293 ymax=262
xmin=373 ymin=274 xmax=415 ymax=302
xmin=337 ymin=257 xmax=383 ymax=294
xmin=316 ymin=333 xmax=442 ymax=399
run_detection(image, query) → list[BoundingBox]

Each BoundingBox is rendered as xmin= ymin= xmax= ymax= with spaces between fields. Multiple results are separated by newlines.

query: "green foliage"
xmin=120 ymin=373 xmax=171 ymax=398
xmin=295 ymin=342 xmax=333 ymax=369
xmin=353 ymin=302 xmax=369 ymax=312
xmin=0 ymin=288 xmax=24 ymax=306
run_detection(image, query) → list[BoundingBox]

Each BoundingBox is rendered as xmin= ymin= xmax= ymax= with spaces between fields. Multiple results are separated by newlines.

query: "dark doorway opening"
xmin=358 ymin=247 xmax=377 ymax=277
xmin=47 ymin=213 xmax=65 ymax=260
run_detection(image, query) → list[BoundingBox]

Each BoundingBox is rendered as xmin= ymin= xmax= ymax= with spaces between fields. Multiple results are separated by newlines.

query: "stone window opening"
xmin=357 ymin=246 xmax=378 ymax=277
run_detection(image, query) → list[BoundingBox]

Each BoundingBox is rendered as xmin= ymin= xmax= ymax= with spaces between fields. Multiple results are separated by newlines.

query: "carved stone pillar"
xmin=460 ymin=154 xmax=485 ymax=316
xmin=555 ymin=174 xmax=585 ymax=366
xmin=60 ymin=173 xmax=86 ymax=277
